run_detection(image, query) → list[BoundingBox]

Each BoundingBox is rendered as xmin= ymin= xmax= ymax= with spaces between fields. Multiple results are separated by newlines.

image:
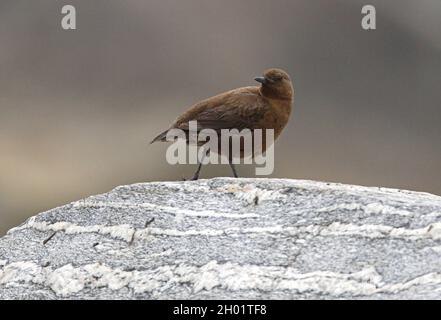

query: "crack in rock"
xmin=10 ymin=218 xmax=441 ymax=243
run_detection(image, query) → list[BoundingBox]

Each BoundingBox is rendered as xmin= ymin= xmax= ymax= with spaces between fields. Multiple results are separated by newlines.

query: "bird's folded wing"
xmin=174 ymin=90 xmax=268 ymax=132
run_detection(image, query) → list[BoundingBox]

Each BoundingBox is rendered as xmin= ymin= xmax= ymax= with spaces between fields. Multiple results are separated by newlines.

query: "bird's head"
xmin=254 ymin=68 xmax=293 ymax=101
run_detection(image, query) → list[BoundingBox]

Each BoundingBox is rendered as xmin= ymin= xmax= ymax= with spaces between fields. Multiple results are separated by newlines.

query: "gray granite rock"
xmin=1 ymin=178 xmax=441 ymax=299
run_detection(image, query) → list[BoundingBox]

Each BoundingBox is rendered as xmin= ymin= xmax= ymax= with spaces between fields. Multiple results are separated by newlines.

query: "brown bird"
xmin=151 ymin=68 xmax=294 ymax=180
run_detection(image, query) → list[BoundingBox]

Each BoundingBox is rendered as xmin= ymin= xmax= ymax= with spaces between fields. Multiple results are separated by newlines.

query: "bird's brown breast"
xmin=255 ymin=98 xmax=292 ymax=140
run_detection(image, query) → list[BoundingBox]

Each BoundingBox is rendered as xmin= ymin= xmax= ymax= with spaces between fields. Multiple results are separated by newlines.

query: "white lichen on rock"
xmin=1 ymin=259 xmax=441 ymax=298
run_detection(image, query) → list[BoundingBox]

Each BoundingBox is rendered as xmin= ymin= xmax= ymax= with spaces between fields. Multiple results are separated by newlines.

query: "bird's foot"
xmin=182 ymin=175 xmax=199 ymax=181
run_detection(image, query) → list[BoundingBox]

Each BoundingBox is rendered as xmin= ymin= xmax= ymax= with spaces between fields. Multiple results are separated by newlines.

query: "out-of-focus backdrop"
xmin=0 ymin=0 xmax=440 ymax=235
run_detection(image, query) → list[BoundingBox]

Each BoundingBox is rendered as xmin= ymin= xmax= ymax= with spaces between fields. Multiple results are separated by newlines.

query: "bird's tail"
xmin=150 ymin=129 xmax=169 ymax=144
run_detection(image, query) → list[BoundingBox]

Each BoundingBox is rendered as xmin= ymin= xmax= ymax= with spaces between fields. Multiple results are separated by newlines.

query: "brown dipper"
xmin=151 ymin=68 xmax=294 ymax=180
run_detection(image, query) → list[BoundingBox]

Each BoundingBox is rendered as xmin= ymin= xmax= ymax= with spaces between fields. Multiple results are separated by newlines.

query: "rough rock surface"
xmin=1 ymin=178 xmax=441 ymax=299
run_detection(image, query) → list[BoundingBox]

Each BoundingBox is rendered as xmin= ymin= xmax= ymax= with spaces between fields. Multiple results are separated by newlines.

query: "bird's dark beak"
xmin=254 ymin=76 xmax=267 ymax=84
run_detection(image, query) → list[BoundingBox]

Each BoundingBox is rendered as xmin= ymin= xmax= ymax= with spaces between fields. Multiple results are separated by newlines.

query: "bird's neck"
xmin=260 ymin=85 xmax=293 ymax=102
xmin=265 ymin=87 xmax=293 ymax=123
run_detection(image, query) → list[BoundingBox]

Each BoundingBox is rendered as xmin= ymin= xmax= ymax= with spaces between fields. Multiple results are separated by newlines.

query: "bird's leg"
xmin=188 ymin=161 xmax=203 ymax=181
xmin=229 ymin=161 xmax=239 ymax=178
xmin=184 ymin=149 xmax=207 ymax=181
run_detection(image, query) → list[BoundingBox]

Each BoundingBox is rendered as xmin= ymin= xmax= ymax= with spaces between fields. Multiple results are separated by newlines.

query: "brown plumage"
xmin=151 ymin=68 xmax=294 ymax=179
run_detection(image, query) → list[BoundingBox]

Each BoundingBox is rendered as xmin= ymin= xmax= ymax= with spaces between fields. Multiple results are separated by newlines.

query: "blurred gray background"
xmin=0 ymin=0 xmax=440 ymax=235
